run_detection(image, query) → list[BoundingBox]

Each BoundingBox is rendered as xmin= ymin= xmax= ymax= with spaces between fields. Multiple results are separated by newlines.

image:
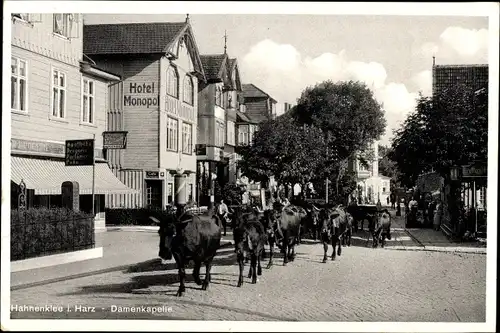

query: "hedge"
xmin=11 ymin=208 xmax=95 ymax=261
xmin=105 ymin=207 xmax=172 ymax=226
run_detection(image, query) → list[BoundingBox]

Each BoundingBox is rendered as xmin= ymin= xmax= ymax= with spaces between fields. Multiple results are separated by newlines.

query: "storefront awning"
xmin=11 ymin=157 xmax=138 ymax=195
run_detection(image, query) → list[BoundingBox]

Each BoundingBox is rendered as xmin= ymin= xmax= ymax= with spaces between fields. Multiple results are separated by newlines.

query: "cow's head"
xmin=379 ymin=209 xmax=391 ymax=227
xmin=156 ymin=212 xmax=190 ymax=263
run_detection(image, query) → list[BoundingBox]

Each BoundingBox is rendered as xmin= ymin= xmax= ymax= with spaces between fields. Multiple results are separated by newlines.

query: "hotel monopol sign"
xmin=123 ymin=81 xmax=159 ymax=109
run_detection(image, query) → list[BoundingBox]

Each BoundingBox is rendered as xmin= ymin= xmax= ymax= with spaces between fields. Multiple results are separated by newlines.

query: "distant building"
xmin=241 ymin=84 xmax=278 ymax=122
xmin=196 ymin=52 xmax=242 ymax=206
xmin=430 ymin=63 xmax=488 ymax=238
xmin=432 ymin=64 xmax=488 ymax=96
xmin=83 ymin=19 xmax=206 ymax=209
xmin=10 ymin=13 xmax=135 ymax=226
xmin=349 ymin=141 xmax=390 ymax=205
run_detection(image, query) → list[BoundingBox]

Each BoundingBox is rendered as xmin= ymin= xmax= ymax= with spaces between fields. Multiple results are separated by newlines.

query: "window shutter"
xmin=68 ymin=14 xmax=80 ymax=39
xmin=54 ymin=14 xmax=63 ymax=33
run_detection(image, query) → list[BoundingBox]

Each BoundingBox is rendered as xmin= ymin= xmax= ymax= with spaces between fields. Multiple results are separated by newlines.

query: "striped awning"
xmin=11 ymin=157 xmax=138 ymax=195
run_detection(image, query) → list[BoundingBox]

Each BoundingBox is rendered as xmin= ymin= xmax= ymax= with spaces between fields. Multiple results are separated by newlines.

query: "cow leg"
xmin=290 ymin=244 xmax=296 ymax=261
xmin=282 ymin=233 xmax=289 ymax=266
xmin=337 ymin=236 xmax=342 ymax=257
xmin=331 ymin=234 xmax=337 ymax=261
xmin=250 ymin=253 xmax=258 ymax=284
xmin=257 ymin=251 xmax=263 ymax=276
xmin=347 ymin=229 xmax=352 ymax=247
xmin=237 ymin=252 xmax=244 ymax=287
xmin=202 ymin=259 xmax=213 ymax=290
xmin=266 ymin=236 xmax=275 ymax=269
xmin=247 ymin=255 xmax=253 ymax=279
xmin=192 ymin=260 xmax=203 ymax=285
xmin=322 ymin=238 xmax=328 ymax=263
xmin=173 ymin=254 xmax=186 ymax=297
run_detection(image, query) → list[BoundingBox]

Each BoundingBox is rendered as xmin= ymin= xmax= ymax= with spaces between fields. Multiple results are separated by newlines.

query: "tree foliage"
xmin=293 ymin=80 xmax=386 ymax=162
xmin=237 ymin=80 xmax=387 ymax=202
xmin=236 ymin=115 xmax=326 ymax=188
xmin=390 ymin=85 xmax=488 ymax=186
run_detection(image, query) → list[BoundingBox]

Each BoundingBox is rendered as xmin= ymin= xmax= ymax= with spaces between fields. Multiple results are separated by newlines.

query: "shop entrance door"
xmin=145 ymin=179 xmax=163 ymax=210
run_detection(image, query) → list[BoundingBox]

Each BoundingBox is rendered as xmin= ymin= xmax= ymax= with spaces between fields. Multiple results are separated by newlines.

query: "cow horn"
xmin=149 ymin=216 xmax=161 ymax=224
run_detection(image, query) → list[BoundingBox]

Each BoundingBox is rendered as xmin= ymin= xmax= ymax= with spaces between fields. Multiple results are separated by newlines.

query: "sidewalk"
xmin=11 ymin=230 xmax=234 ymax=290
xmin=386 ymin=208 xmax=487 ymax=255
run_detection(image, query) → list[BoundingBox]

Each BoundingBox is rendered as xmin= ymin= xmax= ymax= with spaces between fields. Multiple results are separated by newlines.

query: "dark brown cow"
xmin=156 ymin=211 xmax=221 ymax=297
xmin=319 ymin=205 xmax=349 ymax=263
xmin=232 ymin=208 xmax=267 ymax=287
xmin=268 ymin=202 xmax=302 ymax=266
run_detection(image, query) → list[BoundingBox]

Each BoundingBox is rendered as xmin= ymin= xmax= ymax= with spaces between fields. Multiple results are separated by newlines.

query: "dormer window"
xmin=53 ymin=13 xmax=76 ymax=38
xmin=215 ymin=86 xmax=222 ymax=107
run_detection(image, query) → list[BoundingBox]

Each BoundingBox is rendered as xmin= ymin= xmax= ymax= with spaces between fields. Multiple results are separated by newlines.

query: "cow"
xmin=373 ymin=209 xmax=392 ymax=248
xmin=319 ymin=205 xmax=350 ymax=263
xmin=155 ymin=209 xmax=222 ymax=297
xmin=267 ymin=202 xmax=302 ymax=267
xmin=300 ymin=205 xmax=321 ymax=241
xmin=260 ymin=208 xmax=278 ymax=268
xmin=232 ymin=208 xmax=267 ymax=287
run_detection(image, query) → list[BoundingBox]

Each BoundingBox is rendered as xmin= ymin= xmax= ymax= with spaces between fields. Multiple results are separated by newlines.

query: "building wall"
xmin=11 ymin=13 xmax=83 ymax=68
xmin=159 ymin=50 xmax=198 ymax=174
xmin=11 ymin=47 xmax=108 ymax=150
xmin=11 ymin=14 xmax=110 ymax=221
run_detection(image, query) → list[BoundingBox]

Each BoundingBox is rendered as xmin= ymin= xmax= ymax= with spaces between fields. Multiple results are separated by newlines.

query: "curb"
xmin=384 ymin=245 xmax=486 ymax=255
xmin=403 ymin=229 xmax=486 ymax=254
xmin=11 ymin=240 xmax=234 ymax=291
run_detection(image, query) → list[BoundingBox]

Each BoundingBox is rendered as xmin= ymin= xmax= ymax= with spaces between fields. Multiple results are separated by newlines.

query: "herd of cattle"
xmin=153 ymin=202 xmax=393 ymax=297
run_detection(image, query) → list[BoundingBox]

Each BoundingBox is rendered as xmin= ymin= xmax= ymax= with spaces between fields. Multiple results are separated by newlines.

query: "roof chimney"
xmin=185 ymin=14 xmax=190 ymax=23
xmin=432 ymin=56 xmax=436 ymax=67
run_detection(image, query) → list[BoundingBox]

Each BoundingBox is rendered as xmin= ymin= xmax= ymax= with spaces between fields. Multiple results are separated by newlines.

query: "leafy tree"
xmin=378 ymin=144 xmax=401 ymax=187
xmin=390 ymin=84 xmax=488 ymax=235
xmin=292 ymin=80 xmax=386 ymax=200
xmin=390 ymin=84 xmax=488 ymax=184
xmin=236 ymin=115 xmax=326 ymax=195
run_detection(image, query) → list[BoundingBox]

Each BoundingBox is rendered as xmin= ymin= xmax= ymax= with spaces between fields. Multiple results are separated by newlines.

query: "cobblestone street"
xmin=11 ymin=228 xmax=486 ymax=322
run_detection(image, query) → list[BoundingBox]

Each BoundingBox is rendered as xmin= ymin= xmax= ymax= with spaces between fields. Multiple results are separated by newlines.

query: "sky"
xmin=84 ymin=9 xmax=490 ymax=146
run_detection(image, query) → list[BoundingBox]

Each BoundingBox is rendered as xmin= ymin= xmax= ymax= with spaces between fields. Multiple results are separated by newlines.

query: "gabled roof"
xmin=83 ymin=22 xmax=206 ymax=81
xmin=83 ymin=22 xmax=186 ymax=55
xmin=200 ymin=54 xmax=229 ymax=82
xmin=242 ymin=83 xmax=277 ymax=103
xmin=236 ymin=111 xmax=259 ymax=124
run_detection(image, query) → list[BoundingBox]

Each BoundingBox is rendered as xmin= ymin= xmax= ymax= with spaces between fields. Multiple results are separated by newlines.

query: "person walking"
xmin=433 ymin=199 xmax=443 ymax=231
xmin=390 ymin=193 xmax=396 ymax=209
xmin=217 ymin=199 xmax=229 ymax=236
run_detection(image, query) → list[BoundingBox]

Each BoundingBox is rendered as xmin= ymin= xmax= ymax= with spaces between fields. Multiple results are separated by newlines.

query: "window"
xmin=383 ymin=187 xmax=386 ymax=193
xmin=188 ymin=184 xmax=194 ymax=202
xmin=167 ymin=66 xmax=179 ymax=98
xmin=216 ymin=121 xmax=225 ymax=147
xmin=226 ymin=121 xmax=235 ymax=146
xmin=81 ymin=78 xmax=95 ymax=124
xmin=53 ymin=14 xmax=74 ymax=37
xmin=183 ymin=75 xmax=194 ymax=105
xmin=52 ymin=69 xmax=66 ymax=118
xmin=249 ymin=125 xmax=257 ymax=144
xmin=12 ymin=13 xmax=30 ymax=21
xmin=182 ymin=122 xmax=193 ymax=154
xmin=166 ymin=117 xmax=178 ymax=151
xmin=167 ymin=183 xmax=173 ymax=204
xmin=238 ymin=125 xmax=249 ymax=145
xmin=215 ymin=86 xmax=222 ymax=107
xmin=11 ymin=57 xmax=27 ymax=112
